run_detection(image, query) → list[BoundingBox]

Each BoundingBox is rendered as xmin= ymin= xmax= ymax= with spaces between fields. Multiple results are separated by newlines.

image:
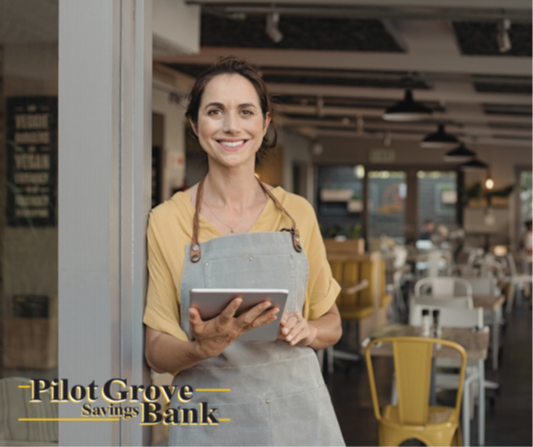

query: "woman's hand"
xmin=277 ymin=310 xmax=318 ymax=347
xmin=189 ymin=297 xmax=280 ymax=359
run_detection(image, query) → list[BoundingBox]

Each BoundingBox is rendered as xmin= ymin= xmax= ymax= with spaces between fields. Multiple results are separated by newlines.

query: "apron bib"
xmin=168 ymin=179 xmax=344 ymax=446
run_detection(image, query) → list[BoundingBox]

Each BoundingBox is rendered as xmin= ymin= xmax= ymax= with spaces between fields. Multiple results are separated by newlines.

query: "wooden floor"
xmin=325 ymin=302 xmax=532 ymax=446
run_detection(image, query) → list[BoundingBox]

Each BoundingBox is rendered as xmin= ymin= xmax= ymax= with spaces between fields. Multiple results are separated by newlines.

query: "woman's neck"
xmin=203 ymin=162 xmax=265 ymax=212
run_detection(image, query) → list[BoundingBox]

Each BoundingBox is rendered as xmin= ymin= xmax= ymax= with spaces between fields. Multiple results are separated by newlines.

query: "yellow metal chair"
xmin=365 ymin=337 xmax=466 ymax=446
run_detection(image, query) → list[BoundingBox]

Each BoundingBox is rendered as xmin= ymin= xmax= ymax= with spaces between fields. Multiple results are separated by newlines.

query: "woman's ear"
xmin=188 ymin=116 xmax=198 ymax=137
xmin=263 ymin=112 xmax=272 ymax=136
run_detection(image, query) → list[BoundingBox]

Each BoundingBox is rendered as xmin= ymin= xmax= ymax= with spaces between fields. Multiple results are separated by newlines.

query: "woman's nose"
xmin=222 ymin=112 xmax=240 ymax=133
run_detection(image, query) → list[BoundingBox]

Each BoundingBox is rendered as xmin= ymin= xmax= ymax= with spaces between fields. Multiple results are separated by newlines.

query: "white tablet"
xmin=189 ymin=288 xmax=289 ymax=342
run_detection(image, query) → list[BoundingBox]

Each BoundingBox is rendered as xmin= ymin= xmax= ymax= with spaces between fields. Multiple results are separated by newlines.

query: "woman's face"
xmin=191 ymin=74 xmax=271 ymax=170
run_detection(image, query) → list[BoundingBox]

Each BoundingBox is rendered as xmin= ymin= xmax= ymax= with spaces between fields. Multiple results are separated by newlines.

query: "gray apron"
xmin=169 ymin=179 xmax=344 ymax=446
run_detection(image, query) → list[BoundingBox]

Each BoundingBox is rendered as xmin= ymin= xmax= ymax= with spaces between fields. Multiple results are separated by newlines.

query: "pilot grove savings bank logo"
xmin=18 ymin=379 xmax=229 ymax=426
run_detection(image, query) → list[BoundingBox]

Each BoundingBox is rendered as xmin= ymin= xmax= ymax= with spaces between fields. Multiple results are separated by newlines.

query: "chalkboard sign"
xmin=6 ymin=96 xmax=57 ymax=226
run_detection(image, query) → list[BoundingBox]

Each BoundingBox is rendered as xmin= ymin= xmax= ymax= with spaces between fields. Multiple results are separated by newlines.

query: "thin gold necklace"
xmin=202 ymin=198 xmax=240 ymax=233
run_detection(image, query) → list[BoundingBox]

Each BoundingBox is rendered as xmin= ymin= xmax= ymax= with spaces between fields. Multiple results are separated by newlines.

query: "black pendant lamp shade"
xmin=382 ymin=89 xmax=433 ymax=122
xmin=460 ymin=158 xmax=489 ymax=171
xmin=420 ymin=124 xmax=459 ymax=149
xmin=444 ymin=143 xmax=476 ymax=162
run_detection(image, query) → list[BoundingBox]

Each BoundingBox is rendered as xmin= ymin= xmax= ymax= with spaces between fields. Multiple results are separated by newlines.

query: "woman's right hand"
xmin=189 ymin=297 xmax=279 ymax=359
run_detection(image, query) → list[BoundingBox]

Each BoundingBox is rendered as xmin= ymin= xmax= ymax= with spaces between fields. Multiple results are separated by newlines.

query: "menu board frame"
xmin=6 ymin=96 xmax=58 ymax=227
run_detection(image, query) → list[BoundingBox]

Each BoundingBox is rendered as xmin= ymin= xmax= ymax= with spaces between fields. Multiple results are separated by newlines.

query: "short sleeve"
xmin=301 ymin=204 xmax=341 ymax=321
xmin=143 ymin=211 xmax=189 ymax=341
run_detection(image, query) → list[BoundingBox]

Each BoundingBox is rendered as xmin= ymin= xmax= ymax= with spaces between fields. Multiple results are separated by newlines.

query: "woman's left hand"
xmin=277 ymin=310 xmax=318 ymax=346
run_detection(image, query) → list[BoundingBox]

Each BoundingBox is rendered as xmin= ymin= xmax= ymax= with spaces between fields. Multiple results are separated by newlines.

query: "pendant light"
xmin=420 ymin=124 xmax=459 ymax=149
xmin=444 ymin=143 xmax=476 ymax=162
xmin=382 ymin=89 xmax=432 ymax=122
xmin=460 ymin=158 xmax=489 ymax=171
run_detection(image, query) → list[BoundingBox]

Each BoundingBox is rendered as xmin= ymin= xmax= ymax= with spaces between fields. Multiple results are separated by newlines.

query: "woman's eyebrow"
xmin=239 ymin=103 xmax=257 ymax=108
xmin=204 ymin=101 xmax=225 ymax=109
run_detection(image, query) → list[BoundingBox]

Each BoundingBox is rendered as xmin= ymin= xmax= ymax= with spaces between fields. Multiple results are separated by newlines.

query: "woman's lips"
xmin=217 ymin=140 xmax=247 ymax=151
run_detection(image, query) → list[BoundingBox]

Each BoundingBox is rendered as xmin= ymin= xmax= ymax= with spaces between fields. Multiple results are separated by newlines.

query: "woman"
xmin=143 ymin=58 xmax=344 ymax=446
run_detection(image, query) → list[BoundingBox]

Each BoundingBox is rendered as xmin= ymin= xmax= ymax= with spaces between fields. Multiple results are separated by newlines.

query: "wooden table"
xmin=367 ymin=324 xmax=489 ymax=447
xmin=473 ymin=295 xmax=505 ymax=371
xmin=369 ymin=324 xmax=489 ymax=360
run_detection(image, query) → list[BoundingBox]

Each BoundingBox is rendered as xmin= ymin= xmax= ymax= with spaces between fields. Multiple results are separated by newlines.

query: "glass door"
xmin=417 ymin=171 xmax=457 ymax=243
xmin=367 ymin=170 xmax=407 ymax=244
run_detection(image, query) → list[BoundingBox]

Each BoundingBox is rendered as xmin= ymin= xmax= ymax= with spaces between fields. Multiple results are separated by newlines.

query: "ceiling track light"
xmin=444 ymin=143 xmax=476 ymax=162
xmin=266 ymin=12 xmax=283 ymax=43
xmin=382 ymin=89 xmax=432 ymax=122
xmin=420 ymin=123 xmax=459 ymax=149
xmin=497 ymin=18 xmax=512 ymax=53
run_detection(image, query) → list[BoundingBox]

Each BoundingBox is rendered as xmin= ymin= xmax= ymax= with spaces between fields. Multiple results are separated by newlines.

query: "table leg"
xmin=492 ymin=309 xmax=499 ymax=371
xmin=478 ymin=359 xmax=485 ymax=446
xmin=463 ymin=376 xmax=471 ymax=447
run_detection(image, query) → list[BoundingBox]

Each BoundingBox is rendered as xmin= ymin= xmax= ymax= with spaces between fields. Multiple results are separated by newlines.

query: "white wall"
xmin=152 ymin=0 xmax=200 ymax=55
xmin=278 ymin=127 xmax=313 ymax=198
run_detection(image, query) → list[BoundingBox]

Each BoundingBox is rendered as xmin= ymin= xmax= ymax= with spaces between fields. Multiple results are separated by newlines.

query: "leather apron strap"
xmin=190 ymin=177 xmax=302 ymax=263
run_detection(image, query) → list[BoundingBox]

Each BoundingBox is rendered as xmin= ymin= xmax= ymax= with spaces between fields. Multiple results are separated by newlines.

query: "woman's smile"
xmin=217 ymin=138 xmax=249 ymax=151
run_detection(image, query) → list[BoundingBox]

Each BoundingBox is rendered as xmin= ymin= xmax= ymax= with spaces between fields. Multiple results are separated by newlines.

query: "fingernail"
xmin=283 ymin=328 xmax=288 ymax=334
xmin=287 ymin=335 xmax=292 ymax=341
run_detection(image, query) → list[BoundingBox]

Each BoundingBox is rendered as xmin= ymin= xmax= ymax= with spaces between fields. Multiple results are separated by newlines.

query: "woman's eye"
xmin=208 ymin=109 xmax=221 ymax=115
xmin=242 ymin=109 xmax=254 ymax=115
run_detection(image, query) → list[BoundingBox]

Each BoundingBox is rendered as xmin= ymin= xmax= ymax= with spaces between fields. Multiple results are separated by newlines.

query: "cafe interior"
xmin=0 ymin=0 xmax=531 ymax=446
xmin=149 ymin=2 xmax=532 ymax=445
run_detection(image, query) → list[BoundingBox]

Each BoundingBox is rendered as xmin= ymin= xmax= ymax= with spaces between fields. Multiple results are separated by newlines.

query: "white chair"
xmin=501 ymin=252 xmax=533 ymax=313
xmin=410 ymin=296 xmax=473 ymax=317
xmin=460 ymin=277 xmax=498 ymax=296
xmin=409 ymin=305 xmax=485 ymax=447
xmin=414 ymin=277 xmax=473 ymax=297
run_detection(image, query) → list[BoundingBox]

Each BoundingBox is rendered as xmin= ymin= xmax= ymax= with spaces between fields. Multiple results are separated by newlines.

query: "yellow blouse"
xmin=143 ymin=187 xmax=341 ymax=341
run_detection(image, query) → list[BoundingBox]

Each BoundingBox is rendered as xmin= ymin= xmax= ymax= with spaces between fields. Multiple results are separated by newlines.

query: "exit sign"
xmin=370 ymin=149 xmax=395 ymax=163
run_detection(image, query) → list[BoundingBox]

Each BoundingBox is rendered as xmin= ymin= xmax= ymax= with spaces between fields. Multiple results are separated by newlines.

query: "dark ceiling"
xmin=453 ymin=22 xmax=532 ymax=57
xmin=200 ymin=13 xmax=405 ymax=52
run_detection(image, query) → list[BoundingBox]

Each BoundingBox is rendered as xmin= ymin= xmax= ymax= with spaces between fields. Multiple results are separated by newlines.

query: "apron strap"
xmin=190 ymin=177 xmax=204 ymax=263
xmin=190 ymin=177 xmax=302 ymax=263
xmin=256 ymin=180 xmax=303 ymax=253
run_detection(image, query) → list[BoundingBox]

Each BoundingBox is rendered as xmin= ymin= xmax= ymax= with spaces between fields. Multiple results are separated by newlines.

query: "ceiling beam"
xmin=306 ymin=127 xmax=531 ymax=147
xmin=187 ymin=0 xmax=531 ymax=10
xmin=156 ymin=47 xmax=532 ymax=77
xmin=278 ymin=104 xmax=533 ymax=125
xmin=281 ymin=117 xmax=532 ymax=137
xmin=268 ymin=83 xmax=531 ymax=105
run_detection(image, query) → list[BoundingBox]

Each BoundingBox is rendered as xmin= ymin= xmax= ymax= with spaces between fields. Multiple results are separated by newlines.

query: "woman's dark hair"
xmin=185 ymin=57 xmax=278 ymax=163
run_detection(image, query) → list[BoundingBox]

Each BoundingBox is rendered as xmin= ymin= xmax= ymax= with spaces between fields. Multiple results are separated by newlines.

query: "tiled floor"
xmin=325 ymin=302 xmax=532 ymax=446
